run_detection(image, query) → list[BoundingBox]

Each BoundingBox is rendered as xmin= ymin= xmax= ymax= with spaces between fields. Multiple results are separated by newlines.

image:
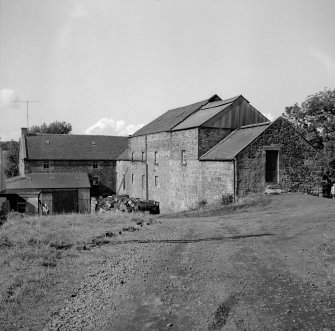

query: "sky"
xmin=1 ymin=0 xmax=335 ymax=141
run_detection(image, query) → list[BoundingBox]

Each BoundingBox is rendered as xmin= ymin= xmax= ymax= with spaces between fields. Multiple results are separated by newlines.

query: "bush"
xmin=221 ymin=194 xmax=234 ymax=205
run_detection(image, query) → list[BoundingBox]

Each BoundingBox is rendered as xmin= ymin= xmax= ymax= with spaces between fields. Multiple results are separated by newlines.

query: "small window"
xmin=43 ymin=161 xmax=49 ymax=169
xmin=132 ymin=152 xmax=134 ymax=162
xmin=17 ymin=202 xmax=26 ymax=213
xmin=91 ymin=140 xmax=96 ymax=145
xmin=123 ymin=173 xmax=126 ymax=189
xmin=132 ymin=174 xmax=134 ymax=184
xmin=142 ymin=175 xmax=145 ymax=189
xmin=93 ymin=161 xmax=99 ymax=169
xmin=45 ymin=139 xmax=50 ymax=145
xmin=155 ymin=176 xmax=159 ymax=188
xmin=142 ymin=152 xmax=145 ymax=162
xmin=93 ymin=176 xmax=99 ymax=186
xmin=181 ymin=150 xmax=187 ymax=165
xmin=154 ymin=151 xmax=158 ymax=165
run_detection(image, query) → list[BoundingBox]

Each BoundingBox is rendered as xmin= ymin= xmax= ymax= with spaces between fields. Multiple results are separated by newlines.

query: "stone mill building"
xmin=116 ymin=94 xmax=320 ymax=213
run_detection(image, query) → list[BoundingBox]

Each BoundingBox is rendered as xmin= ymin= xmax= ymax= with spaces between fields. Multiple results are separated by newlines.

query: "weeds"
xmin=0 ymin=211 xmax=153 ymax=329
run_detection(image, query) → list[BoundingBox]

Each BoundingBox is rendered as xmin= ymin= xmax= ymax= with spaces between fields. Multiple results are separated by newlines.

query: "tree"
xmin=4 ymin=141 xmax=19 ymax=177
xmin=28 ymin=121 xmax=72 ymax=134
xmin=283 ymin=88 xmax=335 ymax=171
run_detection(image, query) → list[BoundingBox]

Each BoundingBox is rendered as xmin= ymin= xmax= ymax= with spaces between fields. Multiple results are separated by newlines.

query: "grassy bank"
xmin=0 ymin=211 xmax=153 ymax=330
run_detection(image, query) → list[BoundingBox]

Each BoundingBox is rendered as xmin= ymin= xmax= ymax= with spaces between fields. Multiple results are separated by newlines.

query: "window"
xmin=155 ymin=176 xmax=159 ymax=188
xmin=92 ymin=176 xmax=99 ymax=186
xmin=123 ymin=173 xmax=126 ymax=189
xmin=142 ymin=175 xmax=145 ymax=189
xmin=181 ymin=150 xmax=187 ymax=165
xmin=131 ymin=152 xmax=134 ymax=162
xmin=154 ymin=151 xmax=158 ymax=164
xmin=132 ymin=174 xmax=134 ymax=184
xmin=43 ymin=161 xmax=49 ymax=169
xmin=91 ymin=140 xmax=96 ymax=146
xmin=93 ymin=161 xmax=99 ymax=169
xmin=142 ymin=152 xmax=145 ymax=162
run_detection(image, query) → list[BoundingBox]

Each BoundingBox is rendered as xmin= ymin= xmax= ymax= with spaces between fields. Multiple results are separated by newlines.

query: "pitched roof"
xmin=116 ymin=148 xmax=129 ymax=161
xmin=200 ymin=121 xmax=271 ymax=161
xmin=172 ymin=96 xmax=240 ymax=131
xmin=25 ymin=134 xmax=128 ymax=160
xmin=132 ymin=95 xmax=221 ymax=137
xmin=5 ymin=172 xmax=90 ymax=190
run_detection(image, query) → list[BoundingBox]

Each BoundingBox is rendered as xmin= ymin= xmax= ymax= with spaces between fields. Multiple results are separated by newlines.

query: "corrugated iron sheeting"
xmin=172 ymin=103 xmax=233 ymax=131
xmin=200 ymin=123 xmax=271 ymax=160
xmin=6 ymin=173 xmax=90 ymax=190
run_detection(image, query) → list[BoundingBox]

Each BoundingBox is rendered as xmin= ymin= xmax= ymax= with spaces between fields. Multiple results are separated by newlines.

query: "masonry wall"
xmin=26 ymin=160 xmax=117 ymax=196
xmin=236 ymin=118 xmax=321 ymax=195
xmin=126 ymin=129 xmax=236 ymax=213
xmin=198 ymin=127 xmax=233 ymax=157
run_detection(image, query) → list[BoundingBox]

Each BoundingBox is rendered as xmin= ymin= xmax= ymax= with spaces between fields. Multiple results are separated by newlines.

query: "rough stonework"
xmin=236 ymin=117 xmax=321 ymax=196
xmin=198 ymin=127 xmax=233 ymax=157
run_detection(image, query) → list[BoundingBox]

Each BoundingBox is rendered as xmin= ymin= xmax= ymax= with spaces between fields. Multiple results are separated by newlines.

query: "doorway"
xmin=265 ymin=150 xmax=279 ymax=183
xmin=54 ymin=190 xmax=78 ymax=213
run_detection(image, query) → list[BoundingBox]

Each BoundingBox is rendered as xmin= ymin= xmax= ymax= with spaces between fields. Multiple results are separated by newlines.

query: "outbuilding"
xmin=0 ymin=172 xmax=91 ymax=214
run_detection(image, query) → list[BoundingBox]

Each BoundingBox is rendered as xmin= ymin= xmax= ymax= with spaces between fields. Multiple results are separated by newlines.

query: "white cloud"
xmin=264 ymin=113 xmax=275 ymax=121
xmin=0 ymin=89 xmax=19 ymax=108
xmin=84 ymin=118 xmax=144 ymax=136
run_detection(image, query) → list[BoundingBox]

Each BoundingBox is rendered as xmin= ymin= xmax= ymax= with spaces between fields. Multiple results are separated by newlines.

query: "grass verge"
xmin=0 ymin=211 xmax=154 ymax=330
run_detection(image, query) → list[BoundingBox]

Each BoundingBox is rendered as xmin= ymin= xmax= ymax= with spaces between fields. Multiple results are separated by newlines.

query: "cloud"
xmin=84 ymin=118 xmax=144 ymax=136
xmin=264 ymin=113 xmax=275 ymax=121
xmin=0 ymin=89 xmax=19 ymax=108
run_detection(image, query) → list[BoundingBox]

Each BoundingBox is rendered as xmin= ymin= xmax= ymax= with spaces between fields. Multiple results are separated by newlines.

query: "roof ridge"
xmin=29 ymin=134 xmax=128 ymax=138
xmin=169 ymin=96 xmax=215 ymax=131
xmin=238 ymin=121 xmax=271 ymax=129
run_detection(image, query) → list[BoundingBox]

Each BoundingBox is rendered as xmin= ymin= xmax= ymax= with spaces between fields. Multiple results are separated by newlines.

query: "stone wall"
xmin=198 ymin=127 xmax=233 ymax=157
xmin=236 ymin=118 xmax=321 ymax=195
xmin=26 ymin=160 xmax=117 ymax=196
xmin=125 ymin=129 xmax=235 ymax=213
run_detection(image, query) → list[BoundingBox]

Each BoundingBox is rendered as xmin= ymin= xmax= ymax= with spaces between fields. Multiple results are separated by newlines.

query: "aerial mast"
xmin=13 ymin=99 xmax=40 ymax=128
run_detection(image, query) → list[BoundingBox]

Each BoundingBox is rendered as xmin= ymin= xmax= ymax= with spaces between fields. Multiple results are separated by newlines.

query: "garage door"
xmin=54 ymin=190 xmax=78 ymax=213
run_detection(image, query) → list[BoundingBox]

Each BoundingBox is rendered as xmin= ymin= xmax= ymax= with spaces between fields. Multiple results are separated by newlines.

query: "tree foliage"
xmin=28 ymin=121 xmax=72 ymax=134
xmin=283 ymin=88 xmax=335 ymax=170
xmin=4 ymin=141 xmax=19 ymax=177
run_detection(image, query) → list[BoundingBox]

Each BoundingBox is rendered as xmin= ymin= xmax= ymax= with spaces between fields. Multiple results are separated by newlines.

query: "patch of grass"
xmin=0 ymin=211 xmax=153 ymax=330
xmin=319 ymin=236 xmax=335 ymax=261
xmin=164 ymin=194 xmax=272 ymax=218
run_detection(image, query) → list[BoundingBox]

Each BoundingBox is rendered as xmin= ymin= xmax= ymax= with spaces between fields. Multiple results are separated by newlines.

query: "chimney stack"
xmin=21 ymin=128 xmax=28 ymax=137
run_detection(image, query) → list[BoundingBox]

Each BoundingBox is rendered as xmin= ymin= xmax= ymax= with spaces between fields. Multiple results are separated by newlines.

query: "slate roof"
xmin=25 ymin=135 xmax=128 ymax=160
xmin=172 ymin=96 xmax=240 ymax=131
xmin=200 ymin=121 xmax=272 ymax=161
xmin=5 ymin=172 xmax=90 ymax=190
xmin=132 ymin=95 xmax=221 ymax=137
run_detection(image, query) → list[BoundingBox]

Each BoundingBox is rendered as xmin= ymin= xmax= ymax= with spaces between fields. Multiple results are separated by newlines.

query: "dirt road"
xmin=46 ymin=194 xmax=335 ymax=330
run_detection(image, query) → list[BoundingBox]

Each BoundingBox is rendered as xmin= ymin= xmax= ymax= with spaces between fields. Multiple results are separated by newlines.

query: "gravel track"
xmin=45 ymin=194 xmax=335 ymax=330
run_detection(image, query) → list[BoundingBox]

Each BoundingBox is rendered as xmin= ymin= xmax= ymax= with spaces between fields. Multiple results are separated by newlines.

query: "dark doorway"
xmin=54 ymin=191 xmax=78 ymax=213
xmin=266 ymin=150 xmax=279 ymax=183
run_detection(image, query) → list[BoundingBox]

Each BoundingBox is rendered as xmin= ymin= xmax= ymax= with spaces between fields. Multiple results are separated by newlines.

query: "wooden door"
xmin=54 ymin=190 xmax=78 ymax=214
xmin=266 ymin=150 xmax=279 ymax=183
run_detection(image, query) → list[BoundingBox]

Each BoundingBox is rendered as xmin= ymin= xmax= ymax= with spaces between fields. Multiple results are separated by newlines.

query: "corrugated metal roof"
xmin=116 ymin=148 xmax=129 ymax=161
xmin=5 ymin=173 xmax=90 ymax=190
xmin=26 ymin=135 xmax=128 ymax=160
xmin=172 ymin=102 xmax=233 ymax=131
xmin=200 ymin=95 xmax=241 ymax=109
xmin=131 ymin=95 xmax=221 ymax=137
xmin=200 ymin=122 xmax=271 ymax=160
